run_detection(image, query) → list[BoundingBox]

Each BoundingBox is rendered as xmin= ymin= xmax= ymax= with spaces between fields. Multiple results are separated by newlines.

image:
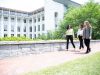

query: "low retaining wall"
xmin=0 ymin=40 xmax=100 ymax=59
xmin=0 ymin=41 xmax=66 ymax=59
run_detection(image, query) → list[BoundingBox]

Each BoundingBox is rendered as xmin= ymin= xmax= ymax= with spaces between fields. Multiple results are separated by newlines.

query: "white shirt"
xmin=77 ymin=29 xmax=83 ymax=36
xmin=66 ymin=29 xmax=74 ymax=36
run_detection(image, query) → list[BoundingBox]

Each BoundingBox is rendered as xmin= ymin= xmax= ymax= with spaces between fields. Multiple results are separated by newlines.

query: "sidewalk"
xmin=0 ymin=43 xmax=100 ymax=75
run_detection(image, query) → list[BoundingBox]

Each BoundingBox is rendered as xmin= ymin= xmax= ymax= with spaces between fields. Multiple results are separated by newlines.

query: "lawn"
xmin=24 ymin=52 xmax=100 ymax=75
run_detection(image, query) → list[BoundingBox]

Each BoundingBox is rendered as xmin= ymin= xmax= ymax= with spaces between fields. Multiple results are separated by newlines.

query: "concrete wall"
xmin=0 ymin=41 xmax=66 ymax=59
xmin=0 ymin=40 xmax=100 ymax=59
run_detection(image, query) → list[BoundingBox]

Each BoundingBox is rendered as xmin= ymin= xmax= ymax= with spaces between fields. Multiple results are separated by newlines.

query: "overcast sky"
xmin=0 ymin=0 xmax=100 ymax=12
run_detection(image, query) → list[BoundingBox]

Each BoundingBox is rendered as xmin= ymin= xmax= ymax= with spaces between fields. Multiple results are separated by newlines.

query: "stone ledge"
xmin=0 ymin=40 xmax=100 ymax=45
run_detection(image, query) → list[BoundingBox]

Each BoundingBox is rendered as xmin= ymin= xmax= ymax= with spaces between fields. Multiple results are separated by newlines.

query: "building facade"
xmin=0 ymin=0 xmax=80 ymax=39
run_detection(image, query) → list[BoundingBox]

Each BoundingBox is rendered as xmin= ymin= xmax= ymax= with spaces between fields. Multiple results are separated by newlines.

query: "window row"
xmin=4 ymin=33 xmax=43 ymax=39
xmin=0 ymin=16 xmax=45 ymax=23
xmin=3 ymin=24 xmax=45 ymax=32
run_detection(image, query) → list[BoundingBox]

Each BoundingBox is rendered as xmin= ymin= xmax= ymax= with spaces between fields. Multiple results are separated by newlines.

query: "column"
xmin=0 ymin=10 xmax=4 ymax=37
xmin=32 ymin=17 xmax=34 ymax=39
xmin=15 ymin=15 xmax=17 ymax=37
xmin=8 ymin=11 xmax=11 ymax=37
xmin=21 ymin=17 xmax=24 ymax=36
xmin=27 ymin=18 xmax=29 ymax=38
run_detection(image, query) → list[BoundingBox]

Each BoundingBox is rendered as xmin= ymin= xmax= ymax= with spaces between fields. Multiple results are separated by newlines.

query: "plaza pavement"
xmin=0 ymin=42 xmax=100 ymax=75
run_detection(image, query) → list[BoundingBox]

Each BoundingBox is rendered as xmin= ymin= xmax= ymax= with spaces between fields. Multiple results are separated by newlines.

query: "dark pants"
xmin=66 ymin=35 xmax=75 ymax=49
xmin=78 ymin=35 xmax=84 ymax=49
xmin=84 ymin=39 xmax=90 ymax=52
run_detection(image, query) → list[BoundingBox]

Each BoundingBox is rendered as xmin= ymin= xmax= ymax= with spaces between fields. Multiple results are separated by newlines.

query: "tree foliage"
xmin=54 ymin=1 xmax=100 ymax=39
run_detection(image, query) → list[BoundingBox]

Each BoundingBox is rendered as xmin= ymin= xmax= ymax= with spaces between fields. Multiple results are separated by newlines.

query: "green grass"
xmin=24 ymin=52 xmax=100 ymax=75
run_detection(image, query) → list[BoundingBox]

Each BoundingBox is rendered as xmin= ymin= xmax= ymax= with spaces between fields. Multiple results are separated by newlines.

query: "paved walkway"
xmin=0 ymin=42 xmax=100 ymax=75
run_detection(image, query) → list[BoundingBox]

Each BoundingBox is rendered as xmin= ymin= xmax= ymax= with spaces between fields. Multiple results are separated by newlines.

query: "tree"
xmin=54 ymin=1 xmax=100 ymax=39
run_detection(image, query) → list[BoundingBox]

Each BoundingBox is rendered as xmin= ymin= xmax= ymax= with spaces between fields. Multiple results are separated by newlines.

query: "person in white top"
xmin=77 ymin=24 xmax=84 ymax=50
xmin=65 ymin=25 xmax=75 ymax=51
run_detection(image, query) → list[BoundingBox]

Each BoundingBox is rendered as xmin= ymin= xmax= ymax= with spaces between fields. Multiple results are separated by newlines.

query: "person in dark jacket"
xmin=83 ymin=21 xmax=92 ymax=54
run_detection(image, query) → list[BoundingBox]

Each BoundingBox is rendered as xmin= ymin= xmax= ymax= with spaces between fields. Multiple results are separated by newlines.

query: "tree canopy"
xmin=54 ymin=1 xmax=100 ymax=39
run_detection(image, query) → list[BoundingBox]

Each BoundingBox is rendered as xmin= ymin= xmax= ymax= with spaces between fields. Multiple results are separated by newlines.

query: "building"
xmin=0 ymin=0 xmax=80 ymax=39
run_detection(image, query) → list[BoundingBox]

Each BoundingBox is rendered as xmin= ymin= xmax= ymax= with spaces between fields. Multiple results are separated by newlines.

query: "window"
xmin=38 ymin=34 xmax=40 ymax=37
xmin=11 ymin=34 xmax=14 ymax=37
xmin=34 ymin=26 xmax=36 ymax=32
xmin=11 ymin=25 xmax=14 ymax=32
xmin=30 ymin=34 xmax=32 ymax=39
xmin=4 ymin=25 xmax=7 ymax=31
xmin=38 ymin=17 xmax=40 ymax=22
xmin=24 ymin=19 xmax=26 ymax=23
xmin=24 ymin=34 xmax=26 ymax=37
xmin=4 ymin=17 xmax=8 ymax=21
xmin=38 ymin=25 xmax=40 ymax=31
xmin=3 ymin=10 xmax=9 ymax=14
xmin=42 ymin=16 xmax=44 ymax=21
xmin=29 ymin=19 xmax=32 ymax=23
xmin=17 ymin=26 xmax=20 ymax=32
xmin=4 ymin=34 xmax=7 ymax=37
xmin=55 ymin=12 xmax=58 ymax=17
xmin=30 ymin=26 xmax=32 ymax=32
xmin=0 ymin=10 xmax=2 ymax=14
xmin=17 ymin=12 xmax=22 ymax=16
xmin=11 ymin=17 xmax=15 ymax=21
xmin=34 ymin=18 xmax=36 ymax=23
xmin=10 ymin=11 xmax=15 ymax=15
xmin=24 ymin=26 xmax=26 ymax=32
xmin=42 ymin=24 xmax=45 ymax=31
xmin=34 ymin=34 xmax=36 ymax=38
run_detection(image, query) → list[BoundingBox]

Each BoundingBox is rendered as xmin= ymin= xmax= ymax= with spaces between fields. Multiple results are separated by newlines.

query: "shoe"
xmin=88 ymin=49 xmax=91 ymax=53
xmin=85 ymin=50 xmax=89 ymax=54
xmin=66 ymin=49 xmax=68 ymax=51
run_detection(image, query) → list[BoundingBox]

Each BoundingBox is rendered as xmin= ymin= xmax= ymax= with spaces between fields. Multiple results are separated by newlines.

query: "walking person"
xmin=77 ymin=24 xmax=84 ymax=50
xmin=83 ymin=21 xmax=92 ymax=54
xmin=65 ymin=25 xmax=75 ymax=51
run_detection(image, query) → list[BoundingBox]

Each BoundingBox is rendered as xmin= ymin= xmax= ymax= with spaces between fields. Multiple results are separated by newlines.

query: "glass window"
xmin=34 ymin=26 xmax=36 ymax=32
xmin=38 ymin=17 xmax=40 ymax=22
xmin=4 ymin=34 xmax=7 ymax=37
xmin=24 ymin=26 xmax=26 ymax=32
xmin=34 ymin=18 xmax=36 ymax=23
xmin=17 ymin=12 xmax=22 ymax=16
xmin=29 ymin=19 xmax=32 ymax=23
xmin=42 ymin=16 xmax=44 ymax=21
xmin=30 ymin=26 xmax=32 ymax=32
xmin=11 ymin=17 xmax=15 ymax=21
xmin=34 ymin=34 xmax=36 ymax=38
xmin=4 ymin=25 xmax=7 ymax=31
xmin=55 ymin=24 xmax=57 ymax=28
xmin=42 ymin=24 xmax=45 ymax=31
xmin=38 ymin=34 xmax=40 ymax=37
xmin=38 ymin=25 xmax=40 ymax=31
xmin=55 ymin=12 xmax=58 ymax=17
xmin=11 ymin=34 xmax=14 ymax=37
xmin=4 ymin=17 xmax=8 ymax=21
xmin=24 ymin=34 xmax=26 ymax=37
xmin=11 ymin=25 xmax=14 ymax=32
xmin=24 ymin=19 xmax=26 ymax=23
xmin=30 ymin=34 xmax=32 ymax=39
xmin=3 ymin=10 xmax=9 ymax=14
xmin=17 ymin=26 xmax=20 ymax=32
xmin=10 ymin=11 xmax=15 ymax=15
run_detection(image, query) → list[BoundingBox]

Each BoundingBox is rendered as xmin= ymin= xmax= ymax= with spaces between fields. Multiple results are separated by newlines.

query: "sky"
xmin=0 ymin=0 xmax=100 ymax=12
